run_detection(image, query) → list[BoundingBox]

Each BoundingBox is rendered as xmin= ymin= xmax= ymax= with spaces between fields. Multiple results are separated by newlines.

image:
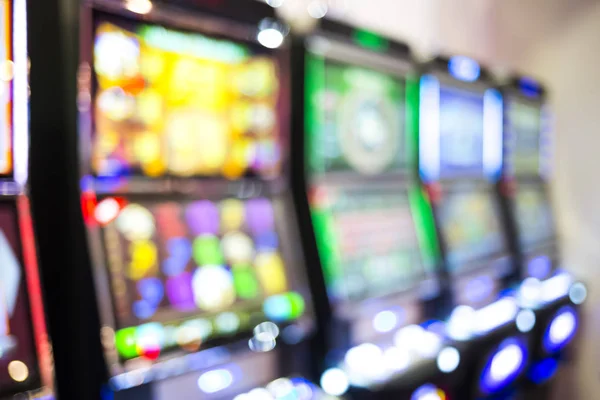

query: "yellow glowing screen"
xmin=93 ymin=19 xmax=280 ymax=179
xmin=0 ymin=0 xmax=11 ymax=176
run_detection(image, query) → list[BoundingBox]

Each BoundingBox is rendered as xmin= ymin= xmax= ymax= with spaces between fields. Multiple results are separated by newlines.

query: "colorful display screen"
xmin=310 ymin=186 xmax=425 ymax=302
xmin=100 ymin=197 xmax=307 ymax=361
xmin=507 ymin=99 xmax=542 ymax=175
xmin=515 ymin=185 xmax=554 ymax=248
xmin=307 ymin=59 xmax=405 ymax=175
xmin=0 ymin=204 xmax=38 ymax=393
xmin=0 ymin=0 xmax=12 ymax=176
xmin=438 ymin=86 xmax=485 ymax=175
xmin=437 ymin=191 xmax=506 ymax=273
xmin=92 ymin=16 xmax=281 ymax=179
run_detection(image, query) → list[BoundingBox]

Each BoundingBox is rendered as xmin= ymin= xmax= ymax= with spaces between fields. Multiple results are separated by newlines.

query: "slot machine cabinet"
xmin=0 ymin=0 xmax=53 ymax=399
xmin=29 ymin=0 xmax=336 ymax=399
xmin=498 ymin=75 xmax=585 ymax=389
xmin=291 ymin=20 xmax=460 ymax=399
xmin=419 ymin=56 xmax=531 ymax=399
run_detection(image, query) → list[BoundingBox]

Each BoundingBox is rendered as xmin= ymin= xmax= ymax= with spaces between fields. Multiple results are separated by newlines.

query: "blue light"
xmin=483 ymin=88 xmax=504 ymax=180
xmin=518 ymin=77 xmax=541 ymax=97
xmin=527 ymin=255 xmax=551 ymax=279
xmin=479 ymin=337 xmax=528 ymax=395
xmin=448 ymin=56 xmax=481 ymax=82
xmin=528 ymin=357 xmax=559 ymax=384
xmin=543 ymin=306 xmax=578 ymax=354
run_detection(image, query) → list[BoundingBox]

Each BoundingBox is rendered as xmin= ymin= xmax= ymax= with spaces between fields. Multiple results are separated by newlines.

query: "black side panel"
xmin=28 ymin=1 xmax=105 ymax=399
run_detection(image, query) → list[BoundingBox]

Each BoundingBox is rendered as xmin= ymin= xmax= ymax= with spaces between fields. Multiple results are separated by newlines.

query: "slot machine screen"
xmin=0 ymin=0 xmax=12 ymax=176
xmin=92 ymin=14 xmax=281 ymax=179
xmin=0 ymin=204 xmax=38 ymax=394
xmin=515 ymin=185 xmax=554 ymax=248
xmin=310 ymin=187 xmax=425 ymax=302
xmin=438 ymin=86 xmax=485 ymax=175
xmin=437 ymin=191 xmax=506 ymax=273
xmin=307 ymin=59 xmax=405 ymax=175
xmin=100 ymin=197 xmax=310 ymax=362
xmin=507 ymin=100 xmax=542 ymax=175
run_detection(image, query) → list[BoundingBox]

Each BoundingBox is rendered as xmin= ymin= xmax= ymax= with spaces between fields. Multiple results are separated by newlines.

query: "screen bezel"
xmin=0 ymin=200 xmax=42 ymax=398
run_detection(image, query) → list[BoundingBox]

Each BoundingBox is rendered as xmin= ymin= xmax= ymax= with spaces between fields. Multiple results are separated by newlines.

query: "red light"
xmin=81 ymin=191 xmax=97 ymax=225
xmin=17 ymin=196 xmax=54 ymax=388
xmin=425 ymin=183 xmax=443 ymax=203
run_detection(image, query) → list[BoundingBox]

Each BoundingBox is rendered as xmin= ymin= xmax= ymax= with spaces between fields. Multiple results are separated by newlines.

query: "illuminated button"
xmin=222 ymin=232 xmax=255 ymax=263
xmin=320 ymin=368 xmax=349 ymax=397
xmin=116 ymin=204 xmax=155 ymax=241
xmin=220 ymin=199 xmax=245 ymax=231
xmin=232 ymin=266 xmax=260 ymax=299
xmin=437 ymin=347 xmax=460 ymax=373
xmin=197 ymin=368 xmax=234 ymax=394
xmin=411 ymin=384 xmax=446 ymax=400
xmin=192 ymin=266 xmax=235 ymax=311
xmin=192 ymin=235 xmax=224 ymax=266
xmin=223 ymin=140 xmax=252 ymax=179
xmin=186 ymin=201 xmax=220 ymax=235
xmin=165 ymin=272 xmax=196 ymax=311
xmin=245 ymin=198 xmax=275 ymax=234
xmin=115 ymin=327 xmax=139 ymax=359
xmin=7 ymin=360 xmax=29 ymax=383
xmin=255 ymin=252 xmax=287 ymax=295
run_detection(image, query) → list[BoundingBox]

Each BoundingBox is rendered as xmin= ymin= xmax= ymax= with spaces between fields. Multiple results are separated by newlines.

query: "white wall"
xmin=518 ymin=3 xmax=600 ymax=397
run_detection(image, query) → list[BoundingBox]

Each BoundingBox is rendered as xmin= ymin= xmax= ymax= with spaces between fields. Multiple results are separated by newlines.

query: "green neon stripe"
xmin=409 ymin=184 xmax=440 ymax=272
xmin=352 ymin=29 xmax=389 ymax=52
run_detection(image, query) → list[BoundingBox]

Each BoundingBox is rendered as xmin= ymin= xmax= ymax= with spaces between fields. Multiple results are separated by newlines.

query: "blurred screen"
xmin=439 ymin=86 xmax=485 ymax=175
xmin=0 ymin=1 xmax=11 ymax=176
xmin=438 ymin=191 xmax=506 ymax=273
xmin=507 ymin=100 xmax=541 ymax=175
xmin=0 ymin=204 xmax=38 ymax=392
xmin=307 ymin=59 xmax=405 ymax=175
xmin=515 ymin=186 xmax=554 ymax=248
xmin=92 ymin=15 xmax=281 ymax=179
xmin=101 ymin=197 xmax=307 ymax=361
xmin=310 ymin=187 xmax=424 ymax=302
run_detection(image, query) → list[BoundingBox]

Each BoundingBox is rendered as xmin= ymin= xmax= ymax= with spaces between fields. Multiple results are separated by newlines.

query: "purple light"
xmin=479 ymin=337 xmax=528 ymax=395
xmin=543 ymin=306 xmax=578 ymax=354
xmin=185 ymin=201 xmax=220 ymax=235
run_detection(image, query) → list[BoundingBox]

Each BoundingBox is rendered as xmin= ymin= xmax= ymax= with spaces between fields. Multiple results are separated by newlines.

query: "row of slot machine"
xmin=0 ymin=0 xmax=587 ymax=399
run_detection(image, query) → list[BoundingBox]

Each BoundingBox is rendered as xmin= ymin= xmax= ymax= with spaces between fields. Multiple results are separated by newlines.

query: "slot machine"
xmin=28 ymin=0 xmax=335 ymax=399
xmin=292 ymin=20 xmax=460 ymax=399
xmin=419 ymin=56 xmax=533 ymax=399
xmin=0 ymin=0 xmax=53 ymax=398
xmin=499 ymin=76 xmax=585 ymax=388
